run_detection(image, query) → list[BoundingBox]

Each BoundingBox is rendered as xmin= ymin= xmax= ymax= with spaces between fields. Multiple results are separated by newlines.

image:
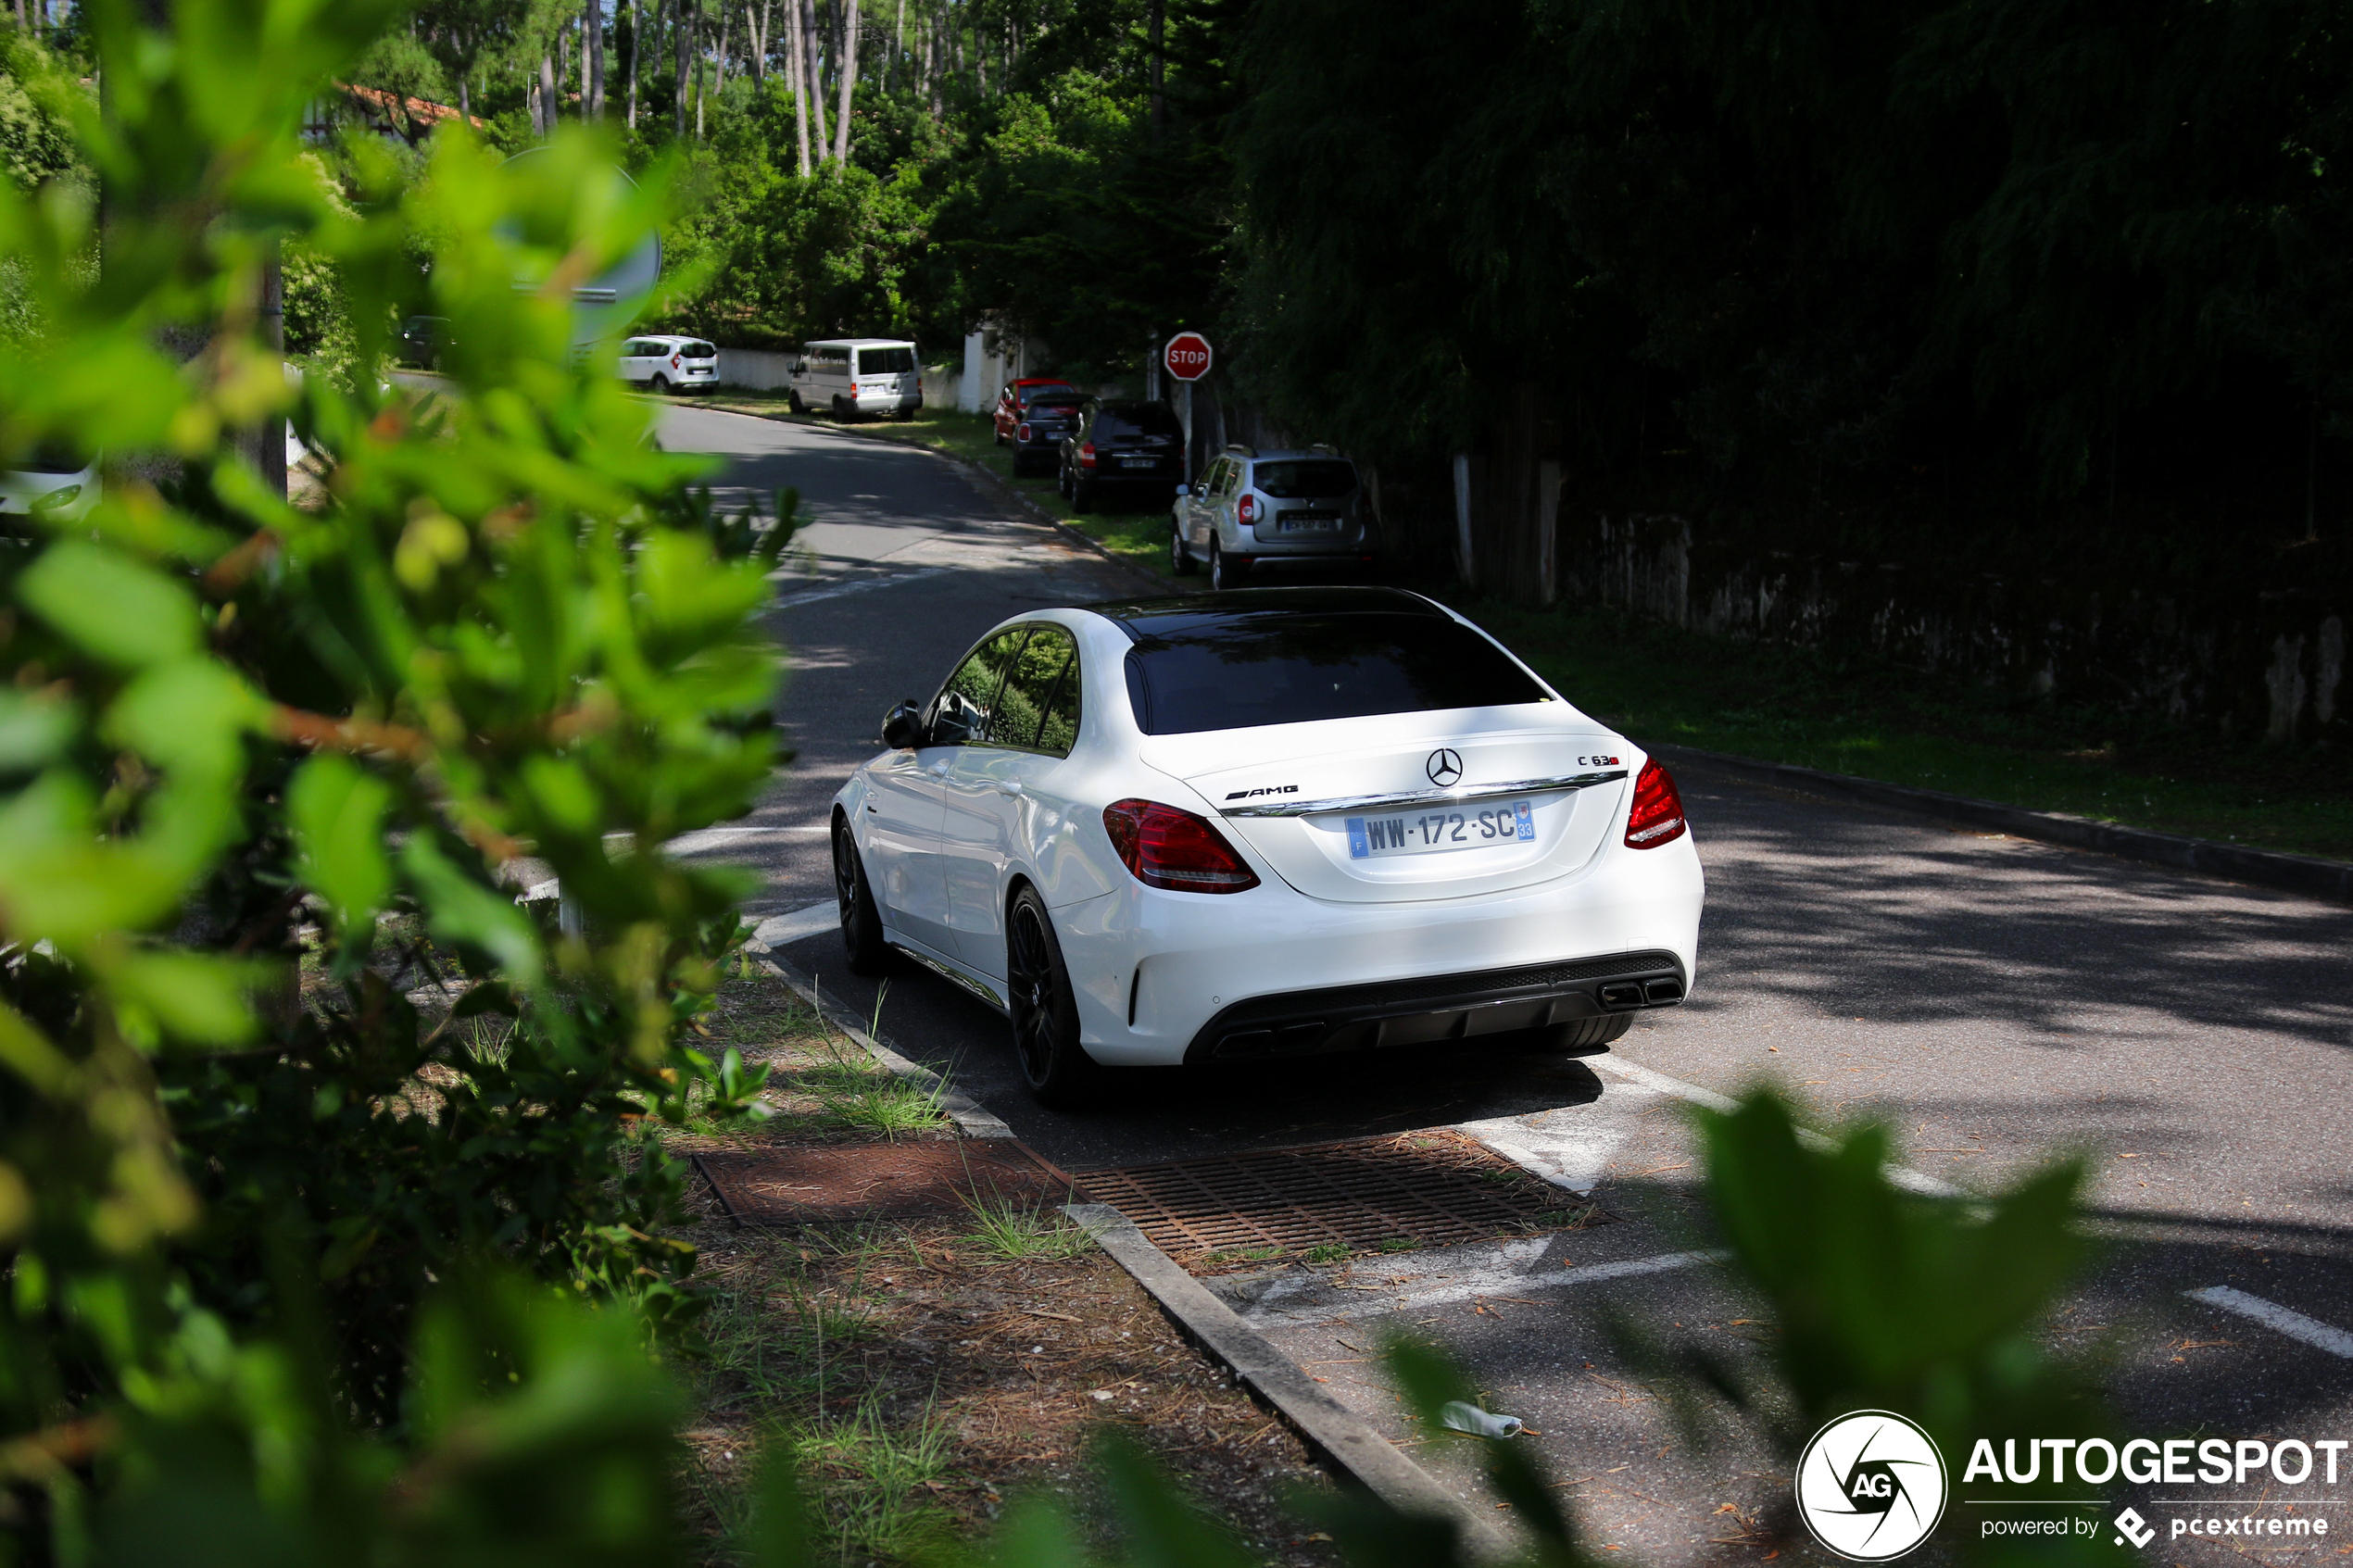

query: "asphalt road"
xmin=666 ymin=401 xmax=2353 ymax=1567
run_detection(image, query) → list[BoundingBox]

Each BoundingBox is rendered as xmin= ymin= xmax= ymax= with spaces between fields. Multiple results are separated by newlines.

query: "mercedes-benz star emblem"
xmin=1427 ymin=748 xmax=1465 ymax=788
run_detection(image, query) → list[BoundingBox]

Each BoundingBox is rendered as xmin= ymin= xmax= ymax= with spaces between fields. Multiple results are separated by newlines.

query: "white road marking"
xmin=749 ymin=902 xmax=840 ymax=949
xmin=1590 ymin=1051 xmax=1965 ymax=1198
xmin=2185 ymin=1286 xmax=2353 ymax=1359
xmin=770 ymin=565 xmax=951 ymax=607
xmin=1233 ymin=1241 xmax=1728 ymax=1329
xmin=665 ymin=822 xmax=827 ymax=855
xmin=1456 ymin=1079 xmax=1660 ymax=1195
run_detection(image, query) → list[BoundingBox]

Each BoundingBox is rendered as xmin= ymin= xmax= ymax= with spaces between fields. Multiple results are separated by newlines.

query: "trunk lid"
xmin=1141 ymin=708 xmax=1631 ymax=904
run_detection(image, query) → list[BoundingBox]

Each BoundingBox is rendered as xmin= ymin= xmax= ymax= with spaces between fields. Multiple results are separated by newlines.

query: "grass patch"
xmin=699 ymin=395 xmax=1175 ymax=578
xmin=788 ymin=1391 xmax=959 ymax=1561
xmin=1461 ymin=596 xmax=2353 ymax=862
xmin=960 ymin=1192 xmax=1102 ymax=1262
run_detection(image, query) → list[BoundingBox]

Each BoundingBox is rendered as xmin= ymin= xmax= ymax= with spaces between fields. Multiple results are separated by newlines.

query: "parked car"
xmin=618 ymin=334 xmax=719 ymax=393
xmin=829 ymin=585 xmax=1702 ymax=1105
xmin=396 ymin=315 xmax=451 ymax=369
xmin=1171 ymin=444 xmax=1378 ymax=591
xmin=0 ymin=444 xmax=98 ymax=531
xmin=992 ymin=377 xmax=1077 ymax=444
xmin=1056 ymin=398 xmax=1185 ymax=513
xmin=1009 ymin=390 xmax=1086 ymax=476
xmin=789 ymin=338 xmax=922 ymax=420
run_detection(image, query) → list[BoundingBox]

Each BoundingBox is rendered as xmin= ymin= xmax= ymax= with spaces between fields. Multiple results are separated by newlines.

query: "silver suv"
xmin=1170 ymin=445 xmax=1375 ymax=590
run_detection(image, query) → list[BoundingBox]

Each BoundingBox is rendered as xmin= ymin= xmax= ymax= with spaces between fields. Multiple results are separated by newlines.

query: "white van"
xmin=788 ymin=338 xmax=921 ymax=420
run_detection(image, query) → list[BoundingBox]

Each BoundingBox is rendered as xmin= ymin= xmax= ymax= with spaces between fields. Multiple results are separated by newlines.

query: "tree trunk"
xmin=802 ymin=0 xmax=829 ymax=157
xmin=673 ymin=0 xmax=690 ymax=136
xmin=627 ymin=0 xmax=640 ymax=127
xmin=1148 ymin=0 xmax=1164 ymax=144
xmin=745 ymin=1 xmax=765 ymax=87
xmin=830 ymin=0 xmax=855 ymax=164
xmin=587 ymin=1 xmax=604 ymax=120
xmin=459 ymin=70 xmax=471 ymax=123
xmin=787 ymin=0 xmax=810 ymax=173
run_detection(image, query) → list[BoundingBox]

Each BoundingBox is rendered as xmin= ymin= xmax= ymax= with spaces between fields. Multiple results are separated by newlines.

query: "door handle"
xmin=992 ymin=782 xmax=1025 ymax=797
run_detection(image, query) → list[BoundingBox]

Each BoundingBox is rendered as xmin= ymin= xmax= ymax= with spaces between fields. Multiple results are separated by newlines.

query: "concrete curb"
xmin=754 ymin=952 xmax=1013 ymax=1139
xmin=1655 ymin=742 xmax=2353 ymax=906
xmin=705 ymin=399 xmax=1171 ymax=596
xmin=1065 ymin=1202 xmax=1515 ymax=1561
xmin=747 ymin=950 xmax=1506 ymax=1548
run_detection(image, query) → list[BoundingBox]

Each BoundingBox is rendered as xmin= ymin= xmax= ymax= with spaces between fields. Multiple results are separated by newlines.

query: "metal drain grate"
xmin=1079 ymin=1130 xmax=1598 ymax=1273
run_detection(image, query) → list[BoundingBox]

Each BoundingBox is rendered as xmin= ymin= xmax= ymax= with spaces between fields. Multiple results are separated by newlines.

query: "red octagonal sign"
xmin=1164 ymin=332 xmax=1214 ymax=382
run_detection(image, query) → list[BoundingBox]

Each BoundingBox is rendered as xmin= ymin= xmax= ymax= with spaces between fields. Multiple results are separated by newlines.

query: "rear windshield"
xmin=1094 ymin=402 xmax=1183 ymax=439
xmin=683 ymin=341 xmax=716 ymax=358
xmin=1018 ymin=382 xmax=1076 ymax=403
xmin=1121 ymin=611 xmax=1550 ymax=734
xmin=1026 ymin=394 xmax=1085 ymax=411
xmin=1252 ymin=459 xmax=1356 ymax=499
xmin=859 ymin=346 xmax=916 ymax=374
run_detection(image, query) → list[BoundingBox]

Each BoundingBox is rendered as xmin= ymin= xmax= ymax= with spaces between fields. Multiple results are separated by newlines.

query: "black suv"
xmin=1012 ymin=390 xmax=1087 ymax=477
xmin=1057 ymin=398 xmax=1185 ymax=512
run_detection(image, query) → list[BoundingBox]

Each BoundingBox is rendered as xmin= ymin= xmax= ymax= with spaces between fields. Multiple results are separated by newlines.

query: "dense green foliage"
xmin=1236 ymin=0 xmax=2353 ymax=578
xmin=0 ymin=0 xmax=790 ymax=1541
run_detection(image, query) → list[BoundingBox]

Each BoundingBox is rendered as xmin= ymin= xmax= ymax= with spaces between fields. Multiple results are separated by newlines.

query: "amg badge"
xmin=1225 ymin=784 xmax=1301 ymax=800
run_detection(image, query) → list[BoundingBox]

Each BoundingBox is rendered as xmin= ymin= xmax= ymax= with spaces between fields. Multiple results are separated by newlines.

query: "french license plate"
xmin=1343 ymin=800 xmax=1535 ymax=859
xmin=1120 ymin=457 xmax=1156 ymax=469
xmin=1278 ymin=512 xmax=1339 ymax=533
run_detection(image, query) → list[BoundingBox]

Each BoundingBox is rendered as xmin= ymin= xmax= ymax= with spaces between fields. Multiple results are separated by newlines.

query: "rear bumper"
xmin=1183 ymin=949 xmax=1687 ymax=1064
xmin=1052 ymin=830 xmax=1705 ymax=1067
xmin=852 ymin=390 xmax=922 ymax=412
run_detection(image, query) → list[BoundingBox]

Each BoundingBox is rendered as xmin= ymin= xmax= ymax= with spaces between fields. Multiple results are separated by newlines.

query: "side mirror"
xmin=880 ymin=698 xmax=924 ymax=750
xmin=1176 ymin=482 xmax=1191 ymax=498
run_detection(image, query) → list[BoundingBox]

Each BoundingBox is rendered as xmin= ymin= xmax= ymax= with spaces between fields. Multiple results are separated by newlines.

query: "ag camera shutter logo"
xmin=1795 ymin=1411 xmax=1949 ymax=1561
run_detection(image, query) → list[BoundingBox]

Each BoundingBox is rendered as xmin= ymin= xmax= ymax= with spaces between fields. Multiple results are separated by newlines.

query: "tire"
xmin=1072 ymin=478 xmax=1096 ymax=514
xmin=1057 ymin=463 xmax=1072 ymax=500
xmin=1005 ymin=885 xmax=1101 ymax=1108
xmin=1501 ymin=1012 xmax=1633 ymax=1055
xmin=834 ymin=821 xmax=890 ymax=977
xmin=994 ymin=425 xmax=1008 ymax=446
xmin=651 ymin=374 xmax=671 ymax=395
xmin=831 ymin=395 xmax=849 ymax=420
xmin=1209 ymin=536 xmax=1249 ymax=590
xmin=1171 ymin=521 xmax=1196 ymax=574
xmin=787 ymin=389 xmax=806 ymax=414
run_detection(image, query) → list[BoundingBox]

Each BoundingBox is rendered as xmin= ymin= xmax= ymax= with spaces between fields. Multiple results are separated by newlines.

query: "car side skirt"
xmin=1181 ymin=948 xmax=1687 ymax=1065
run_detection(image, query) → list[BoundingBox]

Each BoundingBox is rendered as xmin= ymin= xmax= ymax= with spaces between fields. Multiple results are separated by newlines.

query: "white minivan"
xmin=789 ymin=338 xmax=921 ymax=420
xmin=618 ymin=334 xmax=719 ymax=393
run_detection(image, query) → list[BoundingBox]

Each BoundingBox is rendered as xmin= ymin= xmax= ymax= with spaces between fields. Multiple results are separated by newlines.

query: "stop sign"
xmin=1164 ymin=332 xmax=1214 ymax=382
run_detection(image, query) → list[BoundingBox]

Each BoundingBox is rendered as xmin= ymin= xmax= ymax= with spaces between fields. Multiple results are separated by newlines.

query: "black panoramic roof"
xmin=1082 ymin=586 xmax=1448 ymax=641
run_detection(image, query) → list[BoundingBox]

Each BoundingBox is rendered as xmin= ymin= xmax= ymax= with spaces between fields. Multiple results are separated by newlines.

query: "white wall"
xmin=716 ymin=347 xmax=796 ymax=391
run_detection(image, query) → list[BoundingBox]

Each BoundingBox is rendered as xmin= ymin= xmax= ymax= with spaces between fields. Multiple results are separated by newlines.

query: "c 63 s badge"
xmin=1795 ymin=1411 xmax=1949 ymax=1561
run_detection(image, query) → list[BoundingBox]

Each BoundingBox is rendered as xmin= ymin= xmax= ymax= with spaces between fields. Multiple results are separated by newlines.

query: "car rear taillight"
xmin=1079 ymin=441 xmax=1097 ymax=469
xmin=1239 ymin=495 xmax=1257 ymax=524
xmin=1624 ymin=758 xmax=1688 ymax=848
xmin=1018 ymin=422 xmax=1032 ymax=442
xmin=1102 ymin=799 xmax=1261 ymax=893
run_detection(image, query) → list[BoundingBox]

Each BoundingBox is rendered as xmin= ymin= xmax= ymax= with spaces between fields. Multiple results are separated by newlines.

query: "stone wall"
xmin=1560 ymin=512 xmax=2347 ymax=744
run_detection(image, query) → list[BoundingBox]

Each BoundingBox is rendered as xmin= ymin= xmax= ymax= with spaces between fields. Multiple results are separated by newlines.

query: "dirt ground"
xmin=661 ymin=970 xmax=1348 ymax=1565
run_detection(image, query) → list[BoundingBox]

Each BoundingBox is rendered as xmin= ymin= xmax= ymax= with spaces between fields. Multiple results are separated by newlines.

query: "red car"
xmin=992 ymin=378 xmax=1078 ymax=445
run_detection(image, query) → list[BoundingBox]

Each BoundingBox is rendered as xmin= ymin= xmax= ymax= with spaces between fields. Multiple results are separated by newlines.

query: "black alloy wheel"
xmin=1005 ymin=886 xmax=1100 ymax=1107
xmin=834 ymin=820 xmax=889 ymax=976
xmin=1209 ymin=535 xmax=1248 ymax=591
xmin=1170 ymin=520 xmax=1196 ymax=573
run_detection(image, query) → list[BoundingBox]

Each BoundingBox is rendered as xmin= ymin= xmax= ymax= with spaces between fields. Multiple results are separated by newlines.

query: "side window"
xmin=932 ymin=629 xmax=1029 ymax=746
xmin=1218 ymin=461 xmax=1242 ymax=497
xmin=993 ymin=626 xmax=1080 ymax=754
xmin=1201 ymin=458 xmax=1227 ymax=493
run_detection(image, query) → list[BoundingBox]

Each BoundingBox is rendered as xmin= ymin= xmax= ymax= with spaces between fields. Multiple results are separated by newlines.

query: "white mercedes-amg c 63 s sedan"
xmin=830 ymin=587 xmax=1704 ymax=1106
